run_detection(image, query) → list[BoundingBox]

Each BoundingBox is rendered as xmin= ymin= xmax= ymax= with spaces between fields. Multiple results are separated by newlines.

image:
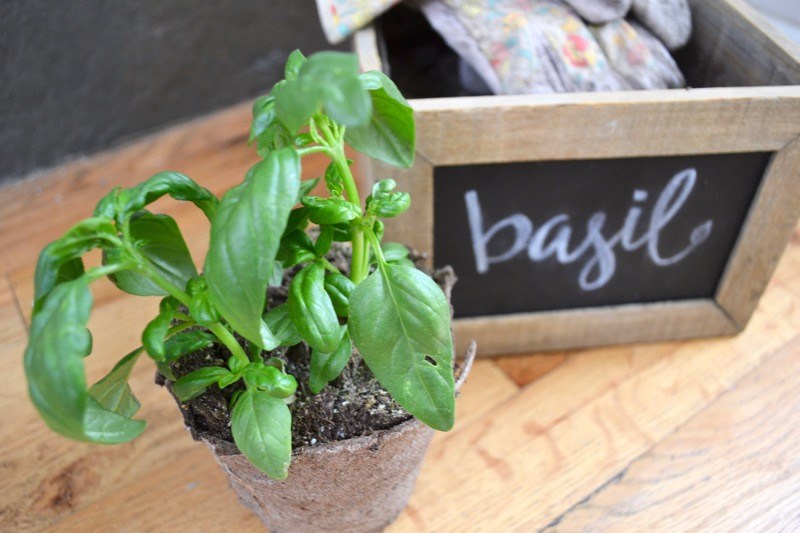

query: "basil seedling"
xmin=24 ymin=50 xmax=455 ymax=480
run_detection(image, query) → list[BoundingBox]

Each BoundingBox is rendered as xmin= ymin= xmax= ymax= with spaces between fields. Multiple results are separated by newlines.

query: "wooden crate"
xmin=354 ymin=0 xmax=800 ymax=356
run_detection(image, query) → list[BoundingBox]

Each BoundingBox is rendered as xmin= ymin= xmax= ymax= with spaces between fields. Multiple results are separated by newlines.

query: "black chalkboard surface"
xmin=434 ymin=153 xmax=771 ymax=318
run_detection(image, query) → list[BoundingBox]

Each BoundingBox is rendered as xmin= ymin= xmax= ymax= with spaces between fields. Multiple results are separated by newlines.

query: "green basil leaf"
xmin=324 ymin=272 xmax=355 ymax=317
xmin=285 ymin=49 xmax=307 ymax=81
xmin=277 ymin=229 xmax=317 ymax=268
xmin=94 ymin=187 xmax=121 ymax=219
xmin=88 ymin=348 xmax=143 ymax=419
xmin=349 ymin=264 xmax=455 ymax=431
xmin=298 ymin=177 xmax=321 ymax=201
xmin=284 ymin=207 xmax=310 ymax=235
xmin=122 ymin=171 xmax=218 ymax=222
xmin=189 ymin=290 xmax=221 ymax=327
xmin=250 ymin=95 xmax=276 ymax=142
xmin=256 ymin=121 xmax=294 ymax=157
xmin=107 ymin=211 xmax=197 ymax=296
xmin=315 ymin=225 xmax=334 ymax=257
xmin=34 ymin=217 xmax=117 ymax=309
xmin=205 ymin=148 xmax=300 ymax=350
xmin=142 ymin=312 xmax=172 ymax=361
xmin=382 ymin=242 xmax=410 ymax=262
xmin=231 ymin=388 xmax=292 ymax=479
xmin=262 ymin=304 xmax=303 ymax=347
xmin=331 ymin=222 xmax=353 ymax=242
xmin=366 ymin=179 xmax=410 ymax=219
xmin=345 ymin=70 xmax=415 ymax=168
xmin=163 ymin=330 xmax=217 ymax=363
xmin=301 ymin=196 xmax=361 ymax=225
xmin=274 ymin=77 xmax=320 ymax=134
xmin=173 ymin=367 xmax=232 ymax=402
xmin=302 ymin=52 xmax=371 ymax=127
xmin=288 ymin=262 xmax=342 ymax=353
xmin=24 ymin=278 xmax=145 ymax=443
xmin=324 ymin=162 xmax=345 ymax=198
xmin=242 ymin=364 xmax=298 ymax=399
xmin=309 ymin=329 xmax=351 ymax=394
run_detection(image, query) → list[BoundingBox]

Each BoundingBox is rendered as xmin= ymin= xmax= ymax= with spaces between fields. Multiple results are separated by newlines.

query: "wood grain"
xmin=716 ymin=136 xmax=800 ymax=327
xmin=545 ymin=333 xmax=800 ymax=532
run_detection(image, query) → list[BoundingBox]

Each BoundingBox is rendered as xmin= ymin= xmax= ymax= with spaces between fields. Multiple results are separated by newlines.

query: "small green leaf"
xmin=89 ymin=348 xmax=143 ymax=419
xmin=324 ymin=272 xmax=355 ymax=317
xmin=142 ymin=296 xmax=180 ymax=362
xmin=309 ymin=329 xmax=352 ymax=394
xmin=250 ymin=95 xmax=276 ymax=142
xmin=345 ymin=70 xmax=415 ymax=168
xmin=382 ymin=242 xmax=410 ymax=262
xmin=298 ymin=177 xmax=321 ymax=201
xmin=288 ymin=262 xmax=342 ymax=353
xmin=277 ymin=229 xmax=317 ymax=269
xmin=301 ymin=196 xmax=361 ymax=225
xmin=242 ymin=364 xmax=298 ymax=399
xmin=231 ymin=389 xmax=292 ymax=479
xmin=173 ymin=367 xmax=232 ymax=402
xmin=107 ymin=211 xmax=197 ymax=297
xmin=366 ymin=179 xmax=410 ymax=219
xmin=349 ymin=264 xmax=455 ymax=431
xmin=205 ymin=148 xmax=300 ymax=350
xmin=121 ymin=171 xmax=218 ymax=222
xmin=269 ymin=260 xmax=284 ymax=287
xmin=302 ymin=52 xmax=371 ymax=127
xmin=274 ymin=78 xmax=320 ymax=134
xmin=284 ymin=207 xmax=310 ymax=235
xmin=324 ymin=162 xmax=345 ymax=198
xmin=24 ymin=278 xmax=145 ymax=444
xmin=186 ymin=280 xmax=221 ymax=327
xmin=285 ymin=49 xmax=307 ymax=81
xmin=315 ymin=226 xmax=334 ymax=257
xmin=34 ymin=218 xmax=118 ymax=309
xmin=262 ymin=304 xmax=303 ymax=347
xmin=163 ymin=330 xmax=217 ymax=363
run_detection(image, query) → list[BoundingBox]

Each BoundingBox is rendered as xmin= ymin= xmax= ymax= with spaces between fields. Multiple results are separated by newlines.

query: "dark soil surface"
xmin=157 ymin=242 xmax=449 ymax=452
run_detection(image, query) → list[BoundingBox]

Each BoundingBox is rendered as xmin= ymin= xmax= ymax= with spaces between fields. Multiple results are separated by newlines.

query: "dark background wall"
xmin=0 ymin=1 xmax=336 ymax=183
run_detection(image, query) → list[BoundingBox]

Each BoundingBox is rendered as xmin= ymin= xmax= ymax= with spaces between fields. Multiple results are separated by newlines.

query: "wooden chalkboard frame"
xmin=356 ymin=0 xmax=800 ymax=355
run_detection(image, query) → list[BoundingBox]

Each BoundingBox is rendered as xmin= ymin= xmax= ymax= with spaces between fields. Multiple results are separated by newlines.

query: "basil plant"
xmin=23 ymin=51 xmax=456 ymax=479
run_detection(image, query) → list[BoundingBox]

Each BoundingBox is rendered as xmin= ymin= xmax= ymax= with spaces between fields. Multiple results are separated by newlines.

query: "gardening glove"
xmin=590 ymin=19 xmax=685 ymax=89
xmin=527 ymin=1 xmax=632 ymax=92
xmin=419 ymin=0 xmax=630 ymax=94
xmin=315 ymin=0 xmax=403 ymax=43
xmin=561 ymin=0 xmax=632 ymax=24
xmin=629 ymin=0 xmax=692 ymax=50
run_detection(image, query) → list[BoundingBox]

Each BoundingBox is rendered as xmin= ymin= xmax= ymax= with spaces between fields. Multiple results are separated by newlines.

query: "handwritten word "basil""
xmin=466 ymin=168 xmax=713 ymax=291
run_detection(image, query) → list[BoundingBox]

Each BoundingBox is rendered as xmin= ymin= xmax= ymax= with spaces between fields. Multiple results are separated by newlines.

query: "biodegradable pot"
xmin=169 ymin=266 xmax=475 ymax=532
xmin=188 ymin=343 xmax=475 ymax=533
xmin=202 ymin=418 xmax=432 ymax=532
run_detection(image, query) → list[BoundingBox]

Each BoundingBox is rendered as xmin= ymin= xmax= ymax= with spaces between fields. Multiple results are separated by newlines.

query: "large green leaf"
xmin=349 ymin=264 xmax=455 ymax=431
xmin=107 ymin=211 xmax=197 ymax=296
xmin=33 ymin=217 xmax=117 ymax=309
xmin=274 ymin=52 xmax=370 ymax=133
xmin=24 ymin=278 xmax=145 ymax=443
xmin=205 ymin=148 xmax=300 ymax=350
xmin=118 ymin=171 xmax=218 ymax=222
xmin=231 ymin=388 xmax=292 ymax=479
xmin=288 ymin=262 xmax=342 ymax=353
xmin=345 ymin=71 xmax=415 ymax=168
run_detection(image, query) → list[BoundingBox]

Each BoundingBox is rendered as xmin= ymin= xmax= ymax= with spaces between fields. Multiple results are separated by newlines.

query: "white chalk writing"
xmin=466 ymin=168 xmax=713 ymax=291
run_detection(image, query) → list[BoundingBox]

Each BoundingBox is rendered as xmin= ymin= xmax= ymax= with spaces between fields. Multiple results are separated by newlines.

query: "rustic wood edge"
xmin=715 ymin=136 xmax=800 ymax=327
xmin=452 ymin=299 xmax=739 ymax=356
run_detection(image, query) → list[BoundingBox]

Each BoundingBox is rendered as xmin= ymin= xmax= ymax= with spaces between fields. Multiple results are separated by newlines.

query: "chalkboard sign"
xmin=433 ymin=153 xmax=770 ymax=318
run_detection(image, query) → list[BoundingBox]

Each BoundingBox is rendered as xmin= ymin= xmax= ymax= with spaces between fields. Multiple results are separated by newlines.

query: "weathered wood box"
xmin=354 ymin=0 xmax=800 ymax=356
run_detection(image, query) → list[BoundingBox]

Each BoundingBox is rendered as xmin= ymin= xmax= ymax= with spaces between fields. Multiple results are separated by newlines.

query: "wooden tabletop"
xmin=1 ymin=103 xmax=798 ymax=532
